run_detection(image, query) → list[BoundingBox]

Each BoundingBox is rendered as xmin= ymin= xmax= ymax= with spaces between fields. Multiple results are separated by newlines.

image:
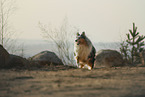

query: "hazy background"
xmin=8 ymin=0 xmax=145 ymax=57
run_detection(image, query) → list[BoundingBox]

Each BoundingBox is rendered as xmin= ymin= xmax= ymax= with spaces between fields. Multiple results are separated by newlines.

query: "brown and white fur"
xmin=74 ymin=32 xmax=96 ymax=70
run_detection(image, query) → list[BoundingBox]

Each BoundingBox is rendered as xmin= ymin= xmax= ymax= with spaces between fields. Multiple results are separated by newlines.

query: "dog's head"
xmin=75 ymin=32 xmax=87 ymax=45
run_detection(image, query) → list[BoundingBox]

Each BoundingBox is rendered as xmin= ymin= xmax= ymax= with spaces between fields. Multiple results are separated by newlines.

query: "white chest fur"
xmin=74 ymin=43 xmax=92 ymax=61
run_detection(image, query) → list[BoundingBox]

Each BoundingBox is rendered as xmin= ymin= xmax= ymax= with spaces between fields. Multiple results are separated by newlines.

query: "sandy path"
xmin=0 ymin=67 xmax=145 ymax=97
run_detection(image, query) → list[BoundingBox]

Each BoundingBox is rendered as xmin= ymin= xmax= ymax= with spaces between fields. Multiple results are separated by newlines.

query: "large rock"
xmin=0 ymin=45 xmax=29 ymax=68
xmin=29 ymin=51 xmax=63 ymax=65
xmin=94 ymin=49 xmax=124 ymax=68
xmin=0 ymin=45 xmax=10 ymax=68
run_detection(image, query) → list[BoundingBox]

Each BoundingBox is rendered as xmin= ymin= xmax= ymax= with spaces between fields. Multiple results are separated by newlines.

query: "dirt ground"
xmin=0 ymin=66 xmax=145 ymax=97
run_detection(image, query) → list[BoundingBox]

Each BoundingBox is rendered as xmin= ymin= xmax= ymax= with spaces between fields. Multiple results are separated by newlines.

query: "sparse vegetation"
xmin=120 ymin=23 xmax=145 ymax=64
xmin=1 ymin=67 xmax=145 ymax=97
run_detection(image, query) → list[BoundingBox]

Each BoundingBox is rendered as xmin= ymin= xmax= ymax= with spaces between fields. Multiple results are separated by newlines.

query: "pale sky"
xmin=10 ymin=0 xmax=145 ymax=42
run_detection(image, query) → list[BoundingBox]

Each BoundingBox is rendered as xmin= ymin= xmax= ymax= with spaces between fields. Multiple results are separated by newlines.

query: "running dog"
xmin=74 ymin=32 xmax=96 ymax=70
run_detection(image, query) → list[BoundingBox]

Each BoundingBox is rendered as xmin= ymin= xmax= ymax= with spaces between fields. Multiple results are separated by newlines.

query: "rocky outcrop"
xmin=94 ymin=49 xmax=124 ymax=68
xmin=0 ymin=45 xmax=63 ymax=68
xmin=29 ymin=51 xmax=63 ymax=65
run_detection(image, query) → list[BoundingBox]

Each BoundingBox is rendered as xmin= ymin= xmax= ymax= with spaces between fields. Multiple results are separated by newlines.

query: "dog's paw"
xmin=87 ymin=66 xmax=92 ymax=70
xmin=77 ymin=63 xmax=81 ymax=68
xmin=82 ymin=64 xmax=92 ymax=70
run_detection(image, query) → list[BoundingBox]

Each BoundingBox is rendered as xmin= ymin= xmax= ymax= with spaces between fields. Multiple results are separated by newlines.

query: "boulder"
xmin=0 ymin=45 xmax=10 ymax=68
xmin=94 ymin=49 xmax=124 ymax=68
xmin=29 ymin=51 xmax=63 ymax=65
xmin=0 ymin=45 xmax=29 ymax=68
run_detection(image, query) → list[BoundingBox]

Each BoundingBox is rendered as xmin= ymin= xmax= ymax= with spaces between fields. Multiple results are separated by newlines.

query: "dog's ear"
xmin=82 ymin=32 xmax=85 ymax=36
xmin=76 ymin=32 xmax=80 ymax=36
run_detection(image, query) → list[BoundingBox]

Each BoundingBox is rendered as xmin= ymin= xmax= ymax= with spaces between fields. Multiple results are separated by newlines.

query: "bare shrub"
xmin=39 ymin=17 xmax=77 ymax=65
xmin=0 ymin=0 xmax=18 ymax=53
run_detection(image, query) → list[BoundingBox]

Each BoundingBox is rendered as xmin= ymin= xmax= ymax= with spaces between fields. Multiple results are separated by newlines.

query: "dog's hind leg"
xmin=86 ymin=58 xmax=94 ymax=70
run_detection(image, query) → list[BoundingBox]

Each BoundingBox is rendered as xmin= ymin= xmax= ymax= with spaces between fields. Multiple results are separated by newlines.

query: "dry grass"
xmin=0 ymin=66 xmax=145 ymax=97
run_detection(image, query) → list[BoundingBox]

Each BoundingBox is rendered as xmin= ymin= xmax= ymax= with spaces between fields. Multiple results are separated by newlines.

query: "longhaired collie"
xmin=74 ymin=32 xmax=96 ymax=70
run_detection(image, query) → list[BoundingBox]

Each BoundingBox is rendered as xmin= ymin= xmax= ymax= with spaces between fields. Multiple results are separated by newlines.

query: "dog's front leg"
xmin=75 ymin=56 xmax=80 ymax=68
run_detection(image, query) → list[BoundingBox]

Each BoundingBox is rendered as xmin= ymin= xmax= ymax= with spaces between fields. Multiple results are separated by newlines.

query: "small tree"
xmin=120 ymin=23 xmax=145 ymax=64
